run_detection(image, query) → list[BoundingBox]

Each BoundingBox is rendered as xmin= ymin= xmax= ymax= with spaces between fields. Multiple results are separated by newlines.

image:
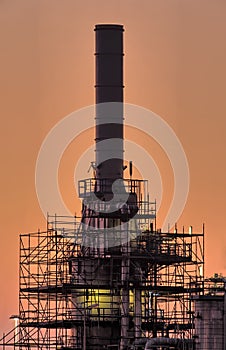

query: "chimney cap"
xmin=95 ymin=24 xmax=124 ymax=31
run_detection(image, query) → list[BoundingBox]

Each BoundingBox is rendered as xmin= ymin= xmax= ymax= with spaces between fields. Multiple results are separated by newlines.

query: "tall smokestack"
xmin=95 ymin=24 xmax=124 ymax=189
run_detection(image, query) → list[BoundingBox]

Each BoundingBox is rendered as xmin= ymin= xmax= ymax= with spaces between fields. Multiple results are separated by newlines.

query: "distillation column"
xmin=95 ymin=24 xmax=131 ymax=350
xmin=74 ymin=24 xmax=130 ymax=349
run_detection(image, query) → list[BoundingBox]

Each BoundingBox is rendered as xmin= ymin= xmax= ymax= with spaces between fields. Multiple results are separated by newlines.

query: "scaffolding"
xmin=0 ymin=178 xmax=204 ymax=350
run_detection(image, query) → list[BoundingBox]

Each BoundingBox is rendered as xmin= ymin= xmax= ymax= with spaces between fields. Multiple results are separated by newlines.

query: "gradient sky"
xmin=0 ymin=0 xmax=226 ymax=333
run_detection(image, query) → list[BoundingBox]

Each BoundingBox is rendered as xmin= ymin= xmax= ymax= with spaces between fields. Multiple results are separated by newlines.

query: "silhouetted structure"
xmin=1 ymin=24 xmax=218 ymax=350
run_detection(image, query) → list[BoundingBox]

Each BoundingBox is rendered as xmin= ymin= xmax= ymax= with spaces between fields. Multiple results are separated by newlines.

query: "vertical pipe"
xmin=95 ymin=24 xmax=124 ymax=187
xmin=224 ymin=281 xmax=226 ymax=350
xmin=134 ymin=289 xmax=142 ymax=339
xmin=120 ymin=248 xmax=130 ymax=350
xmin=83 ymin=307 xmax=86 ymax=350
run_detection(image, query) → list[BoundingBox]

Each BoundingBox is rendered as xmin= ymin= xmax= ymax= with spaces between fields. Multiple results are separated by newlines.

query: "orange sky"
xmin=0 ymin=0 xmax=226 ymax=334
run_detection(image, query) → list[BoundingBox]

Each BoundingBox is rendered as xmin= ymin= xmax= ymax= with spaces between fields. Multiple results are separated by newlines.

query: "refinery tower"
xmin=0 ymin=25 xmax=209 ymax=350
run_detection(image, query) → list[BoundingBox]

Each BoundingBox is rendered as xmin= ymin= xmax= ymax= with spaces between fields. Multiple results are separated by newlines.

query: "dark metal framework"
xmin=0 ymin=24 xmax=205 ymax=350
xmin=0 ymin=178 xmax=204 ymax=350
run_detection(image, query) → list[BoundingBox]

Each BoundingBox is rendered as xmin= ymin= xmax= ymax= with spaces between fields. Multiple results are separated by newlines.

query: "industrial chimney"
xmin=95 ymin=24 xmax=124 ymax=198
xmin=81 ymin=24 xmax=138 ymax=238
